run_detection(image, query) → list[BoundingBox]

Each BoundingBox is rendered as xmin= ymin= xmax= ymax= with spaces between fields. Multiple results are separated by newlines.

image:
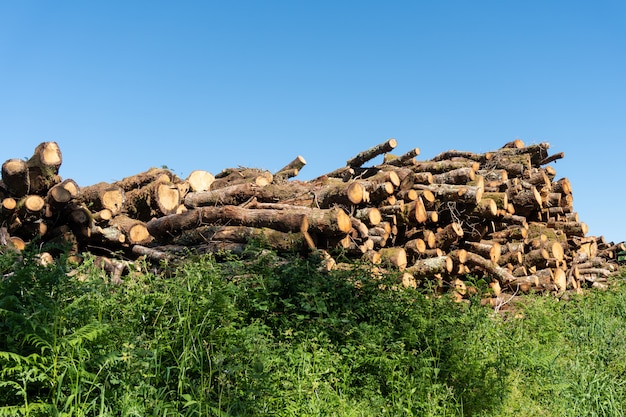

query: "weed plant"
xmin=1 ymin=242 xmax=626 ymax=416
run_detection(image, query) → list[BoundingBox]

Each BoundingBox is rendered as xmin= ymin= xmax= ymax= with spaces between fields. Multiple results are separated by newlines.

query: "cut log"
xmin=2 ymin=159 xmax=30 ymax=197
xmin=539 ymin=152 xmax=565 ymax=165
xmin=432 ymin=167 xmax=475 ymax=185
xmin=378 ymin=247 xmax=408 ymax=270
xmin=92 ymin=209 xmax=113 ymax=223
xmin=524 ymin=168 xmax=551 ymax=188
xmin=404 ymin=238 xmax=427 ymax=258
xmin=175 ymin=225 xmax=309 ymax=253
xmin=315 ymin=180 xmax=366 ymax=207
xmin=79 ymin=182 xmax=126 ymax=216
xmin=384 ymin=147 xmax=420 ymax=166
xmin=186 ymin=170 xmax=215 ymax=192
xmin=146 ymin=205 xmax=349 ymax=239
xmin=132 ymin=244 xmax=172 ymax=261
xmin=414 ymin=160 xmax=480 ymax=174
xmin=124 ymin=181 xmax=181 ymax=221
xmin=448 ymin=248 xmax=468 ymax=267
xmin=26 ymin=142 xmax=63 ymax=195
xmin=301 ymin=206 xmax=353 ymax=236
xmin=414 ymin=183 xmax=483 ymax=205
xmin=400 ymin=197 xmax=428 ymax=224
xmin=430 ymin=150 xmax=488 ymax=163
xmin=273 ymin=168 xmax=299 ymax=182
xmin=508 ymin=185 xmax=542 ymax=216
xmin=490 ymin=225 xmax=528 ymax=243
xmin=93 ymin=225 xmax=126 ymax=245
xmin=400 ymin=273 xmax=418 ymax=289
xmin=463 ymin=240 xmax=501 ymax=263
xmin=65 ymin=203 xmax=95 ymax=238
xmin=463 ymin=252 xmax=518 ymax=286
xmin=354 ymin=207 xmax=382 ymax=226
xmin=347 ymin=138 xmax=397 ymax=167
xmin=110 ymin=214 xmax=152 ymax=245
xmin=1 ymin=197 xmax=17 ymax=214
xmin=112 ymin=167 xmax=174 ymax=192
xmin=351 ymin=217 xmax=369 ymax=239
xmin=357 ymin=169 xmax=401 ymax=189
xmin=240 ymin=201 xmax=352 ymax=236
xmin=275 ymin=156 xmax=307 ymax=179
xmin=495 ymin=142 xmax=550 ymax=166
xmin=47 ymin=183 xmax=73 ymax=209
xmin=211 ymin=168 xmax=273 ymax=190
xmin=413 ymin=172 xmax=435 ymax=185
xmin=423 ymin=229 xmax=437 ymax=249
xmin=21 ymin=195 xmax=46 ymax=215
xmin=478 ymin=169 xmax=508 ymax=183
xmin=552 ymin=177 xmax=572 ymax=195
xmin=548 ymin=220 xmax=588 ymax=237
xmin=405 ymin=255 xmax=453 ymax=277
xmin=523 ymin=248 xmax=550 ymax=269
xmin=185 ymin=182 xmax=271 ymax=207
xmin=499 ymin=214 xmax=529 ymax=228
xmin=502 ymin=139 xmax=525 ymax=149
xmin=433 ymin=222 xmax=464 ymax=250
xmin=9 ymin=235 xmax=26 ymax=251
xmin=396 ymin=189 xmax=418 ymax=202
xmin=363 ymin=181 xmax=394 ymax=203
xmin=471 ymin=198 xmax=498 ymax=218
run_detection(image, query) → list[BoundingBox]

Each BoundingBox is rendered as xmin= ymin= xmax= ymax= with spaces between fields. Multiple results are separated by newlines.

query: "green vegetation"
xmin=1 ymin=243 xmax=626 ymax=416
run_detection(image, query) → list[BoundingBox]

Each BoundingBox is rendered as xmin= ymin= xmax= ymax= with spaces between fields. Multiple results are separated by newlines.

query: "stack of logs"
xmin=1 ymin=140 xmax=624 ymax=299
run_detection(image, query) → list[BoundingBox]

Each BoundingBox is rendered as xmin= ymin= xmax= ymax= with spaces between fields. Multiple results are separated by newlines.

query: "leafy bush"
xmin=1 ymin=243 xmax=626 ymax=416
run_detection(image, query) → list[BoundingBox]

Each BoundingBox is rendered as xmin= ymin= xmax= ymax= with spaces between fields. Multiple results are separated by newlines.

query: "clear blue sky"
xmin=1 ymin=1 xmax=625 ymax=242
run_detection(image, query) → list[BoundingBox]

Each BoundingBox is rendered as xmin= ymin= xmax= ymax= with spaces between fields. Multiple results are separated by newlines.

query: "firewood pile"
xmin=1 ymin=140 xmax=624 ymax=298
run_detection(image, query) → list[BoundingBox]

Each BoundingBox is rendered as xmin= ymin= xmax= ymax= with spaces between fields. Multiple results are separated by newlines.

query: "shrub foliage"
xmin=1 ymin=243 xmax=626 ymax=416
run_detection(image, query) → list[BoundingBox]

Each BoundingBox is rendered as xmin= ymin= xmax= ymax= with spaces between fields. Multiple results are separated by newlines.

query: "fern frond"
xmin=65 ymin=322 xmax=109 ymax=347
xmin=24 ymin=333 xmax=52 ymax=354
xmin=0 ymin=350 xmax=42 ymax=366
xmin=0 ymin=402 xmax=50 ymax=417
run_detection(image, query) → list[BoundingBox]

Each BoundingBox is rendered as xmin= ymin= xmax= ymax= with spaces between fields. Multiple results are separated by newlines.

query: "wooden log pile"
xmin=1 ymin=140 xmax=624 ymax=298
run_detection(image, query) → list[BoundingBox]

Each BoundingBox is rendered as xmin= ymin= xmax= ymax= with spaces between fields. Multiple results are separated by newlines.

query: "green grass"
xmin=1 ymin=243 xmax=626 ymax=416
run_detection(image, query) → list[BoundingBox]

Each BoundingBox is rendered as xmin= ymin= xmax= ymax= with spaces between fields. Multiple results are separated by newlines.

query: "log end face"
xmin=336 ymin=208 xmax=352 ymax=234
